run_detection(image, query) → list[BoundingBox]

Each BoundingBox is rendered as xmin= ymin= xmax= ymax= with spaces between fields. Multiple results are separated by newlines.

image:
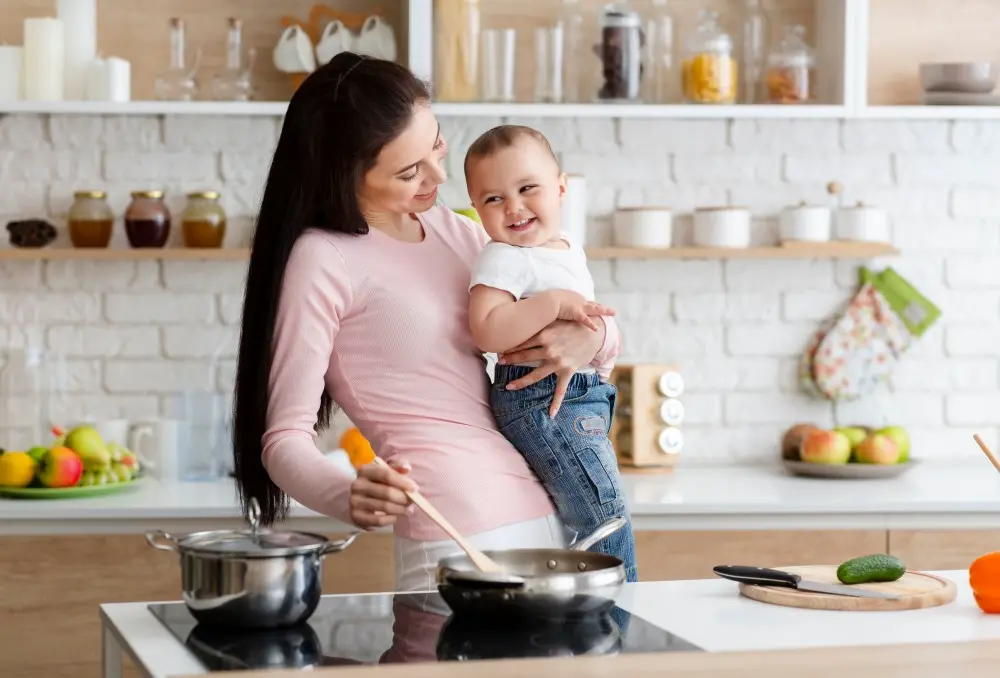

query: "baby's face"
xmin=465 ymin=138 xmax=566 ymax=248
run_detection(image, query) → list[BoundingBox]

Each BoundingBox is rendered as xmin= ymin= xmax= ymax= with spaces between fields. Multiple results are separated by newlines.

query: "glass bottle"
xmin=765 ymin=24 xmax=815 ymax=104
xmin=433 ymin=0 xmax=481 ymax=102
xmin=212 ymin=17 xmax=255 ymax=101
xmin=597 ymin=1 xmax=643 ymax=102
xmin=125 ymin=190 xmax=171 ymax=248
xmin=181 ymin=191 xmax=227 ymax=248
xmin=741 ymin=0 xmax=767 ymax=104
xmin=643 ymin=0 xmax=675 ymax=104
xmin=681 ymin=9 xmax=737 ymax=104
xmin=67 ymin=190 xmax=114 ymax=248
xmin=0 ymin=345 xmax=57 ymax=451
xmin=557 ymin=0 xmax=585 ymax=103
xmin=154 ymin=17 xmax=199 ymax=101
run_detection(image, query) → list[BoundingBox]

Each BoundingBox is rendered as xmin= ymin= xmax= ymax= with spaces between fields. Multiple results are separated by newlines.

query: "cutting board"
xmin=738 ymin=565 xmax=957 ymax=611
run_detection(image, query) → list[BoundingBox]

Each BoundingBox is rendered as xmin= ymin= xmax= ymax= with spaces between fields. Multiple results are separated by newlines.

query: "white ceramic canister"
xmin=612 ymin=206 xmax=673 ymax=248
xmin=692 ymin=206 xmax=751 ymax=248
xmin=779 ymin=201 xmax=831 ymax=243
xmin=835 ymin=201 xmax=889 ymax=242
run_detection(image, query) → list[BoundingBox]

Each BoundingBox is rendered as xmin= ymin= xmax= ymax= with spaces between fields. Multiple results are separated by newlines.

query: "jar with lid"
xmin=125 ymin=190 xmax=171 ymax=248
xmin=433 ymin=0 xmax=481 ymax=102
xmin=681 ymin=9 xmax=737 ymax=104
xmin=181 ymin=191 xmax=227 ymax=248
xmin=597 ymin=1 xmax=643 ymax=102
xmin=67 ymin=190 xmax=114 ymax=248
xmin=765 ymin=24 xmax=815 ymax=104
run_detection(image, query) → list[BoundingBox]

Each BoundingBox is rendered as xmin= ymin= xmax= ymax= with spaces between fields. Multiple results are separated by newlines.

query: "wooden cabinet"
xmin=888 ymin=530 xmax=999 ymax=571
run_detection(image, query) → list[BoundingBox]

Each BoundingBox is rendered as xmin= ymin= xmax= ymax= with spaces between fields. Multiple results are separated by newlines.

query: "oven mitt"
xmin=799 ymin=266 xmax=941 ymax=401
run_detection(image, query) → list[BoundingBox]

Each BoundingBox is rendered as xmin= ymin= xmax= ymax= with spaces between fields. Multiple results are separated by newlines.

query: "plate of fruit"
xmin=0 ymin=425 xmax=144 ymax=498
xmin=780 ymin=423 xmax=915 ymax=479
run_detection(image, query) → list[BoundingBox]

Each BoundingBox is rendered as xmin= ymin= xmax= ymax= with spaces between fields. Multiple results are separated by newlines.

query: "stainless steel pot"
xmin=435 ymin=517 xmax=628 ymax=621
xmin=145 ymin=498 xmax=360 ymax=629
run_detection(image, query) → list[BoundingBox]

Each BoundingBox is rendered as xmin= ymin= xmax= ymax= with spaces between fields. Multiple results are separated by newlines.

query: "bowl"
xmin=920 ymin=62 xmax=999 ymax=94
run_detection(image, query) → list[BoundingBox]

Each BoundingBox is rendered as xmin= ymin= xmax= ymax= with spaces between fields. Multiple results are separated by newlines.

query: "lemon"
xmin=0 ymin=450 xmax=37 ymax=487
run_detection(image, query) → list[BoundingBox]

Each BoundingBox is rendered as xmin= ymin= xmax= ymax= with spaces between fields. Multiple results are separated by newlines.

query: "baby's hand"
xmin=547 ymin=291 xmax=616 ymax=332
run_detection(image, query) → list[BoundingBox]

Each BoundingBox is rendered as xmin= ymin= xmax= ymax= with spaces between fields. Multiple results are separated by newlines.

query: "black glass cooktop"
xmin=148 ymin=592 xmax=702 ymax=671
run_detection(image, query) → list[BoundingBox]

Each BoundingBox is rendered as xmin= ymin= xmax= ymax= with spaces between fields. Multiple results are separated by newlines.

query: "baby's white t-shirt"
xmin=469 ymin=235 xmax=595 ymax=302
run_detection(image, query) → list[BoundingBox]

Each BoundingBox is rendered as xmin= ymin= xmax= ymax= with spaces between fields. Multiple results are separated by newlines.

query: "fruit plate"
xmin=0 ymin=475 xmax=145 ymax=499
xmin=782 ymin=459 xmax=919 ymax=480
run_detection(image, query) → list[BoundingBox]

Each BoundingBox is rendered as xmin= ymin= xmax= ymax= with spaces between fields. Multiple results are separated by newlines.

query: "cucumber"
xmin=836 ymin=554 xmax=906 ymax=585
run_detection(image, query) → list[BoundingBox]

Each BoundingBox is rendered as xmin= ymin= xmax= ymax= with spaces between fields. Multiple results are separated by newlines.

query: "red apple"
xmin=36 ymin=446 xmax=84 ymax=488
xmin=800 ymin=429 xmax=852 ymax=465
xmin=855 ymin=434 xmax=900 ymax=465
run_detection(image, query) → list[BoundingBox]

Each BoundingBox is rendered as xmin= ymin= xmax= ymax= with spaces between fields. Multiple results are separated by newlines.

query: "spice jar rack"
xmin=609 ymin=362 xmax=685 ymax=473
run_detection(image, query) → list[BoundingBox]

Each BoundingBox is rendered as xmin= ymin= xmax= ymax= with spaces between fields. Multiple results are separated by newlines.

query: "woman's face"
xmin=358 ymin=102 xmax=448 ymax=216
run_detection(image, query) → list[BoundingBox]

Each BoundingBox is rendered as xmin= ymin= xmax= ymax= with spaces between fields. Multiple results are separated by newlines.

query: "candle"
xmin=57 ymin=0 xmax=97 ymax=100
xmin=0 ymin=46 xmax=22 ymax=101
xmin=23 ymin=18 xmax=65 ymax=101
xmin=86 ymin=56 xmax=131 ymax=102
xmin=561 ymin=174 xmax=588 ymax=246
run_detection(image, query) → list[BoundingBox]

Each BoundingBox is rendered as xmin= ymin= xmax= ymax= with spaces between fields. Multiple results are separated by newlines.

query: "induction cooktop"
xmin=148 ymin=591 xmax=702 ymax=671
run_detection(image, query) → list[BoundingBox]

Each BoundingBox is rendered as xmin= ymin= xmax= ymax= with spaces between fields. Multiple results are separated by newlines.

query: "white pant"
xmin=393 ymin=513 xmax=572 ymax=594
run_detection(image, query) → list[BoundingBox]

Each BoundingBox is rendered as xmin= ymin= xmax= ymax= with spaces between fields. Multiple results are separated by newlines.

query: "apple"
xmin=855 ymin=434 xmax=900 ymax=465
xmin=834 ymin=426 xmax=867 ymax=450
xmin=800 ymin=429 xmax=852 ymax=465
xmin=876 ymin=426 xmax=910 ymax=463
xmin=453 ymin=207 xmax=481 ymax=224
xmin=36 ymin=446 xmax=83 ymax=488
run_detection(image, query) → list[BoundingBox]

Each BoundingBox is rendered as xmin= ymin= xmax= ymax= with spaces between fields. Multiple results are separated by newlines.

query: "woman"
xmin=232 ymin=53 xmax=621 ymax=592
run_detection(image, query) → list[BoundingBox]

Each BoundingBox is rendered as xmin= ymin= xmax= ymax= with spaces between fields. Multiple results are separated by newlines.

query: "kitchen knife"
xmin=712 ymin=565 xmax=900 ymax=600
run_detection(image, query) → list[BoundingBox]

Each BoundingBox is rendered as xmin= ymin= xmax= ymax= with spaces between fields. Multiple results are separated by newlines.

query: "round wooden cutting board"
xmin=738 ymin=565 xmax=958 ymax=611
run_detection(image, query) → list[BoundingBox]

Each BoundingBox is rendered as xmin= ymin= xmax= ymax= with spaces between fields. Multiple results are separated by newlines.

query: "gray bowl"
xmin=920 ymin=62 xmax=999 ymax=94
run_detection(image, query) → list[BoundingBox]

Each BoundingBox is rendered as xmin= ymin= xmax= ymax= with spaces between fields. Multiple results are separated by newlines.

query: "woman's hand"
xmin=349 ymin=458 xmax=417 ymax=530
xmin=498 ymin=318 xmax=608 ymax=417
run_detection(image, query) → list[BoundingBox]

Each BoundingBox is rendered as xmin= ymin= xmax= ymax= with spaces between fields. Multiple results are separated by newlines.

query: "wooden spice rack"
xmin=609 ymin=363 xmax=685 ymax=474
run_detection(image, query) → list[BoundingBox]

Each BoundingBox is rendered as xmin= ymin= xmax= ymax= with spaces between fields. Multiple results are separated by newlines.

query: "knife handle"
xmin=713 ymin=565 xmax=802 ymax=588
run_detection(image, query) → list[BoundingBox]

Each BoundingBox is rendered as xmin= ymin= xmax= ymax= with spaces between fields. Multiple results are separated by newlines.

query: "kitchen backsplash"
xmin=0 ymin=113 xmax=996 ymax=463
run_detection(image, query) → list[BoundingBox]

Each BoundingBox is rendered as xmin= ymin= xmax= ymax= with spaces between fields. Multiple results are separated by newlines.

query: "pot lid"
xmin=177 ymin=497 xmax=328 ymax=557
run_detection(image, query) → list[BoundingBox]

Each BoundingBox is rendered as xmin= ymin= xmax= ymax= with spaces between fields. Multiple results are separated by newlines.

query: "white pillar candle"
xmin=0 ymin=46 xmax=23 ymax=101
xmin=105 ymin=57 xmax=131 ymax=102
xmin=561 ymin=174 xmax=588 ymax=246
xmin=57 ymin=0 xmax=97 ymax=100
xmin=23 ymin=18 xmax=65 ymax=101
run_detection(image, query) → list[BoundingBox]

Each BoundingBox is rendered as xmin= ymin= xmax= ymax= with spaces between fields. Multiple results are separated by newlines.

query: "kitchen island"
xmin=99 ymin=569 xmax=999 ymax=678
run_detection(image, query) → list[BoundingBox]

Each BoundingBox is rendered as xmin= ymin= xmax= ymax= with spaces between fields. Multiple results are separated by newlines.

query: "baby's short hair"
xmin=463 ymin=124 xmax=558 ymax=177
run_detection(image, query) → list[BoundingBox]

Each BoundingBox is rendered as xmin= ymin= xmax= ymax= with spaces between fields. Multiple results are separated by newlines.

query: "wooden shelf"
xmin=585 ymin=242 xmax=899 ymax=260
xmin=0 ymin=247 xmax=250 ymax=261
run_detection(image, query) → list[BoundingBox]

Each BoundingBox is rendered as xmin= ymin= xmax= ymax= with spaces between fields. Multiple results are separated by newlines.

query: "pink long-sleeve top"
xmin=262 ymin=205 xmax=622 ymax=541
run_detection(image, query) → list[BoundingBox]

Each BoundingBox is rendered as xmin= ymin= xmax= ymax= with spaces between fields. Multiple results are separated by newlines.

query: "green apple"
xmin=834 ymin=427 xmax=867 ymax=449
xmin=26 ymin=446 xmax=48 ymax=463
xmin=876 ymin=426 xmax=910 ymax=463
xmin=453 ymin=207 xmax=481 ymax=224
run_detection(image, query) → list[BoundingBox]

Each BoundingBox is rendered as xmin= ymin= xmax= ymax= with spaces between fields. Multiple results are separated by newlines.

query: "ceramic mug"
xmin=273 ymin=25 xmax=316 ymax=74
xmin=354 ymin=15 xmax=397 ymax=61
xmin=129 ymin=418 xmax=184 ymax=481
xmin=315 ymin=19 xmax=354 ymax=65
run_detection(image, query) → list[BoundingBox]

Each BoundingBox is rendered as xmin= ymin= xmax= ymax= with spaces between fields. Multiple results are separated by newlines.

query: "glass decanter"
xmin=212 ymin=17 xmax=256 ymax=101
xmin=154 ymin=17 xmax=200 ymax=101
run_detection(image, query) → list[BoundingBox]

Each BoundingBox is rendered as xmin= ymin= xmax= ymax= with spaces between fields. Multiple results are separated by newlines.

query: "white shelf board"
xmin=861 ymin=105 xmax=1000 ymax=120
xmin=0 ymin=100 xmax=289 ymax=116
xmin=432 ymin=102 xmax=848 ymax=119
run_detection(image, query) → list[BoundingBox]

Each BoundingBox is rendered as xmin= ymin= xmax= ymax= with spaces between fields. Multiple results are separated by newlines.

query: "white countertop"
xmin=5 ymin=461 xmax=1000 ymax=535
xmin=100 ymin=569 xmax=999 ymax=678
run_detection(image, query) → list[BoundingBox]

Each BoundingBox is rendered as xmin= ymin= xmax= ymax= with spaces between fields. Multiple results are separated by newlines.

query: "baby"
xmin=463 ymin=124 xmax=637 ymax=583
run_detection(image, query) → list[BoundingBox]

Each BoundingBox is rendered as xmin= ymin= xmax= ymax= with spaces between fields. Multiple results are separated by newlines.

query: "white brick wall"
xmin=1 ymin=113 xmax=998 ymax=463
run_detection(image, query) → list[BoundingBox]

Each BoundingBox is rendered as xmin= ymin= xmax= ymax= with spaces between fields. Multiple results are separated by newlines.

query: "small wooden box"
xmin=608 ymin=363 xmax=685 ymax=473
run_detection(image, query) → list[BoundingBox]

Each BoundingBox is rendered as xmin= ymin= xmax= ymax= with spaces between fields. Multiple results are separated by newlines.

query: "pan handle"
xmin=320 ymin=531 xmax=361 ymax=555
xmin=145 ymin=530 xmax=179 ymax=552
xmin=569 ymin=516 xmax=628 ymax=552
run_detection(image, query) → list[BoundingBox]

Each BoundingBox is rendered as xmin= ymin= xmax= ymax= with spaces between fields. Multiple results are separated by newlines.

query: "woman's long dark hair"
xmin=232 ymin=53 xmax=430 ymax=526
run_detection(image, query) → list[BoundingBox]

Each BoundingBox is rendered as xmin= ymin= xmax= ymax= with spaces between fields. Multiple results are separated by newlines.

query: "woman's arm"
xmin=261 ymin=238 xmax=356 ymax=525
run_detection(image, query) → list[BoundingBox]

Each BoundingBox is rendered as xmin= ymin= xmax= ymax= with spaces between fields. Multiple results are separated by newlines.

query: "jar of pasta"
xmin=681 ymin=9 xmax=737 ymax=104
xmin=765 ymin=25 xmax=815 ymax=104
xmin=181 ymin=191 xmax=227 ymax=248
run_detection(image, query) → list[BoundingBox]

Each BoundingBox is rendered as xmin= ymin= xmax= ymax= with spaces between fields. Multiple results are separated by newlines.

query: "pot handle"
xmin=569 ymin=516 xmax=628 ymax=552
xmin=320 ymin=531 xmax=361 ymax=555
xmin=145 ymin=530 xmax=179 ymax=552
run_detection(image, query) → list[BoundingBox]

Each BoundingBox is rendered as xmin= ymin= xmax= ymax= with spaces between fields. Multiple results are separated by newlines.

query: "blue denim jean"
xmin=490 ymin=364 xmax=638 ymax=583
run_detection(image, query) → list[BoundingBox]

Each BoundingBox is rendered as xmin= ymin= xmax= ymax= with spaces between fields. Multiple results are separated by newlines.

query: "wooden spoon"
xmin=370 ymin=456 xmax=508 ymax=575
xmin=973 ymin=434 xmax=1000 ymax=475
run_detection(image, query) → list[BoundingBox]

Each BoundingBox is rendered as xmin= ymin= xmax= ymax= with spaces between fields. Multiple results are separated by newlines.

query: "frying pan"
xmin=435 ymin=517 xmax=628 ymax=621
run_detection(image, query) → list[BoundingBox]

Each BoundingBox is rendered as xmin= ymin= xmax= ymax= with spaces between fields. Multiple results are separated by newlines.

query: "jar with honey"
xmin=181 ymin=191 xmax=227 ymax=248
xmin=67 ymin=190 xmax=114 ymax=248
xmin=125 ymin=190 xmax=171 ymax=248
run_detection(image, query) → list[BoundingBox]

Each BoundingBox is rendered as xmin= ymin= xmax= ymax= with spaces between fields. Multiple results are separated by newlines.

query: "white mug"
xmin=353 ymin=15 xmax=397 ymax=61
xmin=272 ymin=25 xmax=316 ymax=74
xmin=315 ymin=20 xmax=353 ymax=66
xmin=129 ymin=418 xmax=184 ymax=481
xmin=613 ymin=207 xmax=673 ymax=248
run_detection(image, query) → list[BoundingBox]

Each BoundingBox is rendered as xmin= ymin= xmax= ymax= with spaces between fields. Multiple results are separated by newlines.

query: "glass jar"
xmin=597 ymin=1 xmax=643 ymax=102
xmin=765 ymin=24 xmax=815 ymax=104
xmin=181 ymin=191 xmax=227 ymax=248
xmin=67 ymin=190 xmax=114 ymax=248
xmin=681 ymin=9 xmax=737 ymax=104
xmin=433 ymin=0 xmax=481 ymax=102
xmin=125 ymin=190 xmax=171 ymax=248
